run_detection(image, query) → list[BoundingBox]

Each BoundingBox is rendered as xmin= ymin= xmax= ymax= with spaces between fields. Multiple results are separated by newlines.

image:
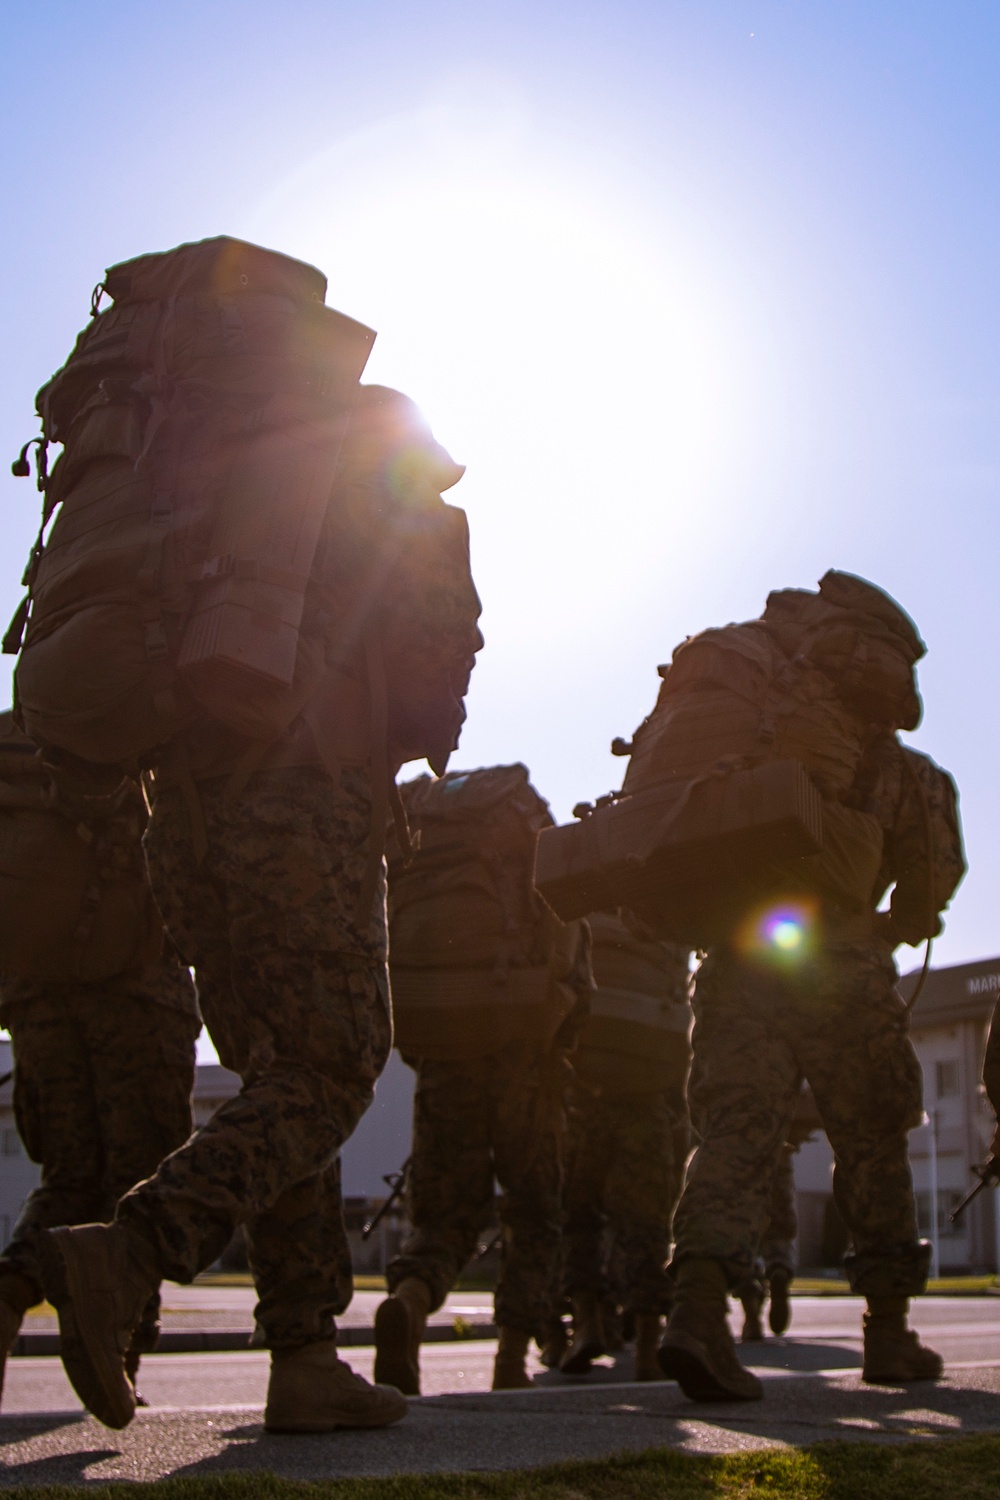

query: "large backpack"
xmin=537 ymin=577 xmax=924 ymax=942
xmin=615 ymin=609 xmax=892 ymax=919
xmin=8 ymin=238 xmax=480 ymax=777
xmin=622 ymin=572 xmax=925 ymax=803
xmin=0 ymin=713 xmax=163 ymax=982
xmin=388 ymin=764 xmax=591 ymax=1059
xmin=572 ymin=912 xmax=691 ymax=1094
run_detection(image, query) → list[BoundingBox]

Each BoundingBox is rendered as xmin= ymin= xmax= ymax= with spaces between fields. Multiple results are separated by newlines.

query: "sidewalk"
xmin=3 ymin=1361 xmax=1000 ymax=1484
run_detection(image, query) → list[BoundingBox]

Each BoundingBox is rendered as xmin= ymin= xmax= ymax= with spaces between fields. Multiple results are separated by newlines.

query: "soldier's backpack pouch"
xmin=0 ymin=715 xmax=161 ymax=982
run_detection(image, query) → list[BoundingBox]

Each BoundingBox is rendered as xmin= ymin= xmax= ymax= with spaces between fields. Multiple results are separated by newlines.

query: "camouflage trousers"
xmin=732 ymin=1141 xmax=798 ymax=1302
xmin=0 ymin=964 xmax=198 ymax=1320
xmin=760 ymin=1142 xmax=798 ymax=1276
xmin=561 ymin=1083 xmax=686 ymax=1316
xmin=121 ymin=766 xmax=392 ymax=1350
xmin=387 ymin=1044 xmax=564 ymax=1333
xmin=675 ymin=943 xmax=929 ymax=1298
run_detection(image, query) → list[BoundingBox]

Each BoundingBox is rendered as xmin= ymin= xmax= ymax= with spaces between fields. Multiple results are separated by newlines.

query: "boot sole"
xmin=42 ymin=1230 xmax=136 ymax=1431
xmin=768 ymin=1288 xmax=790 ymax=1337
xmin=862 ymin=1365 xmax=944 ymax=1385
xmin=559 ymin=1337 xmax=607 ymax=1375
xmin=265 ymin=1398 xmax=407 ymax=1433
xmin=658 ymin=1333 xmax=763 ymax=1403
xmin=373 ymin=1299 xmax=420 ymax=1396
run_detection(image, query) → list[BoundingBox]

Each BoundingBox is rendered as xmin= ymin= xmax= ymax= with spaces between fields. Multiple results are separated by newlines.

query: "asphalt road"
xmin=0 ymin=1296 xmax=997 ymax=1484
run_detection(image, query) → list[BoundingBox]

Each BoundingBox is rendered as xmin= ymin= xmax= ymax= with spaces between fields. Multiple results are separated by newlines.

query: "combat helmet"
xmin=762 ymin=570 xmax=925 ymax=729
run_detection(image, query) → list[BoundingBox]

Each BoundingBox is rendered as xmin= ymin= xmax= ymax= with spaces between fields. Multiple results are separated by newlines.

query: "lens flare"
xmin=736 ymin=899 xmax=818 ymax=967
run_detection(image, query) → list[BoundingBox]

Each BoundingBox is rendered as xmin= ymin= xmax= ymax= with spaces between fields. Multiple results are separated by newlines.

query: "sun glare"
xmin=242 ymin=107 xmax=762 ymax=655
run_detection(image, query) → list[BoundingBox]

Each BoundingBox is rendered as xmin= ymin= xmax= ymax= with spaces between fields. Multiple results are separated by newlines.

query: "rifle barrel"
xmin=950 ymin=1176 xmax=988 ymax=1224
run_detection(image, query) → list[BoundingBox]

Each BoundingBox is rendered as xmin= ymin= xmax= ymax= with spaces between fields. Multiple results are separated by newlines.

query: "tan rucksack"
xmin=616 ymin=593 xmax=900 ymax=914
xmin=572 ymin=913 xmax=691 ymax=1094
xmin=537 ymin=575 xmax=925 ymax=943
xmin=622 ymin=571 xmax=925 ymax=801
xmin=388 ymin=765 xmax=591 ymax=1060
xmin=0 ymin=713 xmax=163 ymax=982
xmin=8 ymin=238 xmax=481 ymax=778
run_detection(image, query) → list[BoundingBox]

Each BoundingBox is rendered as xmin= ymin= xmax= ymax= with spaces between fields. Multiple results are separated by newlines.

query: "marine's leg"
xmin=44 ymin=767 xmax=404 ymax=1431
xmin=491 ymin=1045 xmax=564 ymax=1388
xmin=0 ymin=989 xmax=105 ymax=1302
xmin=75 ymin=970 xmax=198 ymax=1394
xmin=559 ymin=1083 xmax=611 ymax=1373
xmin=661 ymin=953 xmax=801 ymax=1401
xmin=761 ymin=1143 xmax=798 ymax=1336
xmin=248 ymin=1155 xmax=354 ymax=1347
xmin=0 ymin=986 xmax=106 ymax=1401
xmin=801 ymin=946 xmax=939 ymax=1382
xmin=602 ymin=1089 xmax=678 ymax=1377
xmin=377 ymin=1056 xmax=494 ymax=1394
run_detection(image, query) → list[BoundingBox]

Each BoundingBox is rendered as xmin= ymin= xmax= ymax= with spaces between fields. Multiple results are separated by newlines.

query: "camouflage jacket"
xmin=853 ymin=732 xmax=965 ymax=945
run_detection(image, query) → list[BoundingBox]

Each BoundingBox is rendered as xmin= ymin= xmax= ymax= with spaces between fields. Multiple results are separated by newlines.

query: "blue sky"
xmin=2 ymin=2 xmax=999 ymax=972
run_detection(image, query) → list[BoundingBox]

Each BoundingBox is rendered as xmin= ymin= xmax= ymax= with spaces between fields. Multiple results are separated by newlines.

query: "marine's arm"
xmin=881 ymin=748 xmax=966 ymax=947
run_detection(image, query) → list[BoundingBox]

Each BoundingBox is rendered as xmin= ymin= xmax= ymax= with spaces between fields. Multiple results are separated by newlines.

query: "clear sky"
xmin=2 ymin=1 xmax=998 ymax=975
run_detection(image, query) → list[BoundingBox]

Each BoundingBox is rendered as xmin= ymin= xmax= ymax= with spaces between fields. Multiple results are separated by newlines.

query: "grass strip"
xmin=4 ymin=1435 xmax=1000 ymax=1500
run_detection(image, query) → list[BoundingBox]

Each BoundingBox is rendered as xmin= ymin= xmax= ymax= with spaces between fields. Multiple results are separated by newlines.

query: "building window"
xmin=935 ymin=1060 xmax=960 ymax=1098
xmin=1 ymin=1130 xmax=20 ymax=1157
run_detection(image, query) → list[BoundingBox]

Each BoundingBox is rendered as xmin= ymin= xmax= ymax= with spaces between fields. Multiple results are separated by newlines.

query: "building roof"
xmin=899 ymin=955 xmax=1000 ymax=1027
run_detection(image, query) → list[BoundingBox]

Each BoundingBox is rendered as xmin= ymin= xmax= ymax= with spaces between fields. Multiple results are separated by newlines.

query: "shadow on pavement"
xmin=0 ymin=1415 xmax=88 ymax=1446
xmin=0 ymin=1448 xmax=121 ymax=1486
xmin=531 ymin=1339 xmax=861 ymax=1386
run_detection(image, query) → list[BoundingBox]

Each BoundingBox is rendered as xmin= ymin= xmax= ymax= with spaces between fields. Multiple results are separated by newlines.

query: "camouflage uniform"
xmin=674 ymin=739 xmax=965 ymax=1298
xmin=562 ymin=1081 xmax=686 ymax=1316
xmin=0 ymin=959 xmax=198 ymax=1313
xmin=387 ymin=1042 xmax=564 ymax=1333
xmin=560 ymin=920 xmax=690 ymax=1318
xmin=118 ymin=764 xmax=392 ymax=1350
xmin=758 ymin=1141 xmax=798 ymax=1277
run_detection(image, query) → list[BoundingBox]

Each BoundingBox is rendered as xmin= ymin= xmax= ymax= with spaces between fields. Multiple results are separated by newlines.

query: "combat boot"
xmin=123 ymin=1293 xmax=161 ymax=1409
xmin=265 ymin=1340 xmax=407 ymax=1432
xmin=373 ymin=1277 xmax=432 ymax=1396
xmin=0 ymin=1273 xmax=35 ymax=1405
xmin=41 ymin=1221 xmax=160 ymax=1430
xmin=538 ymin=1316 xmax=568 ymax=1369
xmin=492 ymin=1326 xmax=533 ymax=1389
xmin=768 ymin=1268 xmax=791 ymax=1337
xmin=862 ymin=1297 xmax=943 ymax=1385
xmin=658 ymin=1258 xmax=763 ymax=1402
xmin=559 ymin=1293 xmax=607 ymax=1374
xmin=633 ymin=1312 xmax=663 ymax=1381
xmin=739 ymin=1287 xmax=765 ymax=1342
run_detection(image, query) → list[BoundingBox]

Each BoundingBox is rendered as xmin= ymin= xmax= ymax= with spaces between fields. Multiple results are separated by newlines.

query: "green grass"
xmin=793 ymin=1275 xmax=999 ymax=1296
xmin=6 ymin=1437 xmax=1000 ymax=1500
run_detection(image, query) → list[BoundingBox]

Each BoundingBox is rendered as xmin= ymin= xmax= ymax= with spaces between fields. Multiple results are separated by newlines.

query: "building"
xmin=791 ymin=955 xmax=1000 ymax=1273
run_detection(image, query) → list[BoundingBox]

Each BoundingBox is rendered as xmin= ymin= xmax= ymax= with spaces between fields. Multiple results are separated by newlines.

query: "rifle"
xmin=949 ymin=1157 xmax=1000 ymax=1223
xmin=361 ymin=1157 xmax=411 ymax=1241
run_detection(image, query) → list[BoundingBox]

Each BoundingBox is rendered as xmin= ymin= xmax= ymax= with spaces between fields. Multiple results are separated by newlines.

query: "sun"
xmin=241 ymin=106 xmax=758 ymax=653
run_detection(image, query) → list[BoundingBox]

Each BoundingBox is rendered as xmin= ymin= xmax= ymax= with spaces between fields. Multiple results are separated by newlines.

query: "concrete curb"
xmin=11 ymin=1322 xmax=498 ymax=1357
